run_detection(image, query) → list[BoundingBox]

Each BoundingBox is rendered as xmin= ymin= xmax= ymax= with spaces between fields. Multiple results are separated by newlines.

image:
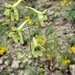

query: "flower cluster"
xmin=61 ymin=0 xmax=72 ymax=7
xmin=31 ymin=37 xmax=45 ymax=58
xmin=0 ymin=47 xmax=8 ymax=55
xmin=25 ymin=16 xmax=33 ymax=25
xmin=46 ymin=54 xmax=50 ymax=60
xmin=62 ymin=59 xmax=71 ymax=66
xmin=35 ymin=35 xmax=46 ymax=45
xmin=71 ymin=46 xmax=75 ymax=54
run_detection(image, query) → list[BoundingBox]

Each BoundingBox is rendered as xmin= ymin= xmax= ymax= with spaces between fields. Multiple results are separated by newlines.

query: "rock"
xmin=47 ymin=10 xmax=54 ymax=16
xmin=11 ymin=60 xmax=21 ymax=69
xmin=18 ymin=70 xmax=24 ymax=75
xmin=4 ymin=60 xmax=9 ymax=66
xmin=70 ymin=64 xmax=75 ymax=75
xmin=11 ymin=73 xmax=15 ymax=75
xmin=0 ymin=59 xmax=3 ymax=65
xmin=52 ymin=70 xmax=63 ymax=75
xmin=19 ymin=64 xmax=24 ymax=69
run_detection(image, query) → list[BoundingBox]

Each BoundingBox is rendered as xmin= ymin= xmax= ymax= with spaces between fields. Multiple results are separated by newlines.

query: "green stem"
xmin=18 ymin=50 xmax=29 ymax=58
xmin=22 ymin=27 xmax=28 ymax=31
xmin=28 ymin=26 xmax=34 ymax=66
xmin=13 ymin=0 xmax=23 ymax=7
xmin=25 ymin=6 xmax=41 ymax=14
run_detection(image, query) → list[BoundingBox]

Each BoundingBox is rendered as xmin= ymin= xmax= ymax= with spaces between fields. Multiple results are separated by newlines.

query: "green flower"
xmin=4 ymin=0 xmax=23 ymax=21
xmin=32 ymin=37 xmax=45 ymax=58
xmin=25 ymin=6 xmax=47 ymax=26
xmin=9 ymin=20 xmax=28 ymax=44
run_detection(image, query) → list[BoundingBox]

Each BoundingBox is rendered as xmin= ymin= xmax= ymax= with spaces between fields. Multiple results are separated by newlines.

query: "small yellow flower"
xmin=5 ymin=31 xmax=9 ymax=35
xmin=63 ymin=0 xmax=66 ymax=4
xmin=71 ymin=46 xmax=75 ymax=54
xmin=51 ymin=40 xmax=55 ymax=43
xmin=46 ymin=54 xmax=51 ymax=60
xmin=41 ymin=40 xmax=46 ymax=45
xmin=62 ymin=60 xmax=67 ymax=66
xmin=61 ymin=2 xmax=64 ymax=6
xmin=62 ymin=59 xmax=71 ymax=66
xmin=42 ymin=35 xmax=46 ymax=39
xmin=56 ymin=55 xmax=60 ymax=59
xmin=69 ymin=1 xmax=72 ymax=5
xmin=1 ymin=47 xmax=8 ymax=52
xmin=67 ymin=59 xmax=71 ymax=64
xmin=25 ymin=16 xmax=30 ymax=19
xmin=0 ymin=50 xmax=4 ymax=55
xmin=66 ymin=3 xmax=69 ymax=7
xmin=28 ymin=20 xmax=33 ymax=25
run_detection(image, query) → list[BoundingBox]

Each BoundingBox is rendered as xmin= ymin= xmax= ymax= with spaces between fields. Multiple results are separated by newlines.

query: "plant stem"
xmin=28 ymin=26 xmax=34 ymax=66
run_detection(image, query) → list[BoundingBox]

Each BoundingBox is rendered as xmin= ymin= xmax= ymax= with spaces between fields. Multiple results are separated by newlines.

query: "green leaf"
xmin=11 ymin=12 xmax=14 ymax=21
xmin=9 ymin=32 xmax=15 ymax=37
xmin=5 ymin=3 xmax=12 ymax=8
xmin=13 ymin=33 xmax=19 ymax=42
xmin=43 ymin=15 xmax=47 ymax=20
xmin=22 ymin=58 xmax=28 ymax=64
xmin=4 ymin=9 xmax=11 ymax=16
xmin=14 ymin=7 xmax=19 ymax=21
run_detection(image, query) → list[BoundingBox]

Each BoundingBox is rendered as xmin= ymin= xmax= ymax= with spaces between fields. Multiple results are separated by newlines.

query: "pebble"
xmin=11 ymin=60 xmax=21 ymax=69
xmin=0 ymin=59 xmax=3 ymax=65
xmin=70 ymin=64 xmax=75 ymax=75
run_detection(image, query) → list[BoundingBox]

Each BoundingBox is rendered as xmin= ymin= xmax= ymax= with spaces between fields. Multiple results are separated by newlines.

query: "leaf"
xmin=13 ymin=33 xmax=19 ymax=42
xmin=14 ymin=7 xmax=19 ymax=21
xmin=5 ymin=3 xmax=12 ymax=8
xmin=43 ymin=15 xmax=47 ymax=20
xmin=4 ymin=9 xmax=11 ymax=16
xmin=22 ymin=58 xmax=28 ymax=64
xmin=11 ymin=12 xmax=14 ymax=21
xmin=8 ymin=32 xmax=15 ymax=37
xmin=46 ymin=27 xmax=54 ymax=35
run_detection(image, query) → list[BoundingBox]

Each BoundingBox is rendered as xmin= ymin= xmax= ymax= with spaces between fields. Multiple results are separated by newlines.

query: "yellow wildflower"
xmin=1 ymin=47 xmax=8 ymax=52
xmin=71 ymin=46 xmax=75 ymax=54
xmin=42 ymin=35 xmax=46 ymax=39
xmin=61 ymin=1 xmax=64 ymax=6
xmin=62 ymin=60 xmax=67 ymax=66
xmin=41 ymin=40 xmax=46 ymax=45
xmin=69 ymin=1 xmax=72 ymax=5
xmin=67 ymin=59 xmax=71 ymax=64
xmin=0 ymin=50 xmax=4 ymax=55
xmin=62 ymin=59 xmax=71 ymax=66
xmin=56 ymin=55 xmax=60 ymax=59
xmin=51 ymin=40 xmax=55 ymax=43
xmin=63 ymin=0 xmax=66 ymax=4
xmin=5 ymin=31 xmax=9 ymax=35
xmin=28 ymin=20 xmax=33 ymax=25
xmin=25 ymin=16 xmax=30 ymax=19
xmin=66 ymin=3 xmax=69 ymax=7
xmin=46 ymin=54 xmax=51 ymax=60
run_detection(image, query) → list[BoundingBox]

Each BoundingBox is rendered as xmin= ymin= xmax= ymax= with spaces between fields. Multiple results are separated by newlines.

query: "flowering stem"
xmin=28 ymin=26 xmax=34 ymax=66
